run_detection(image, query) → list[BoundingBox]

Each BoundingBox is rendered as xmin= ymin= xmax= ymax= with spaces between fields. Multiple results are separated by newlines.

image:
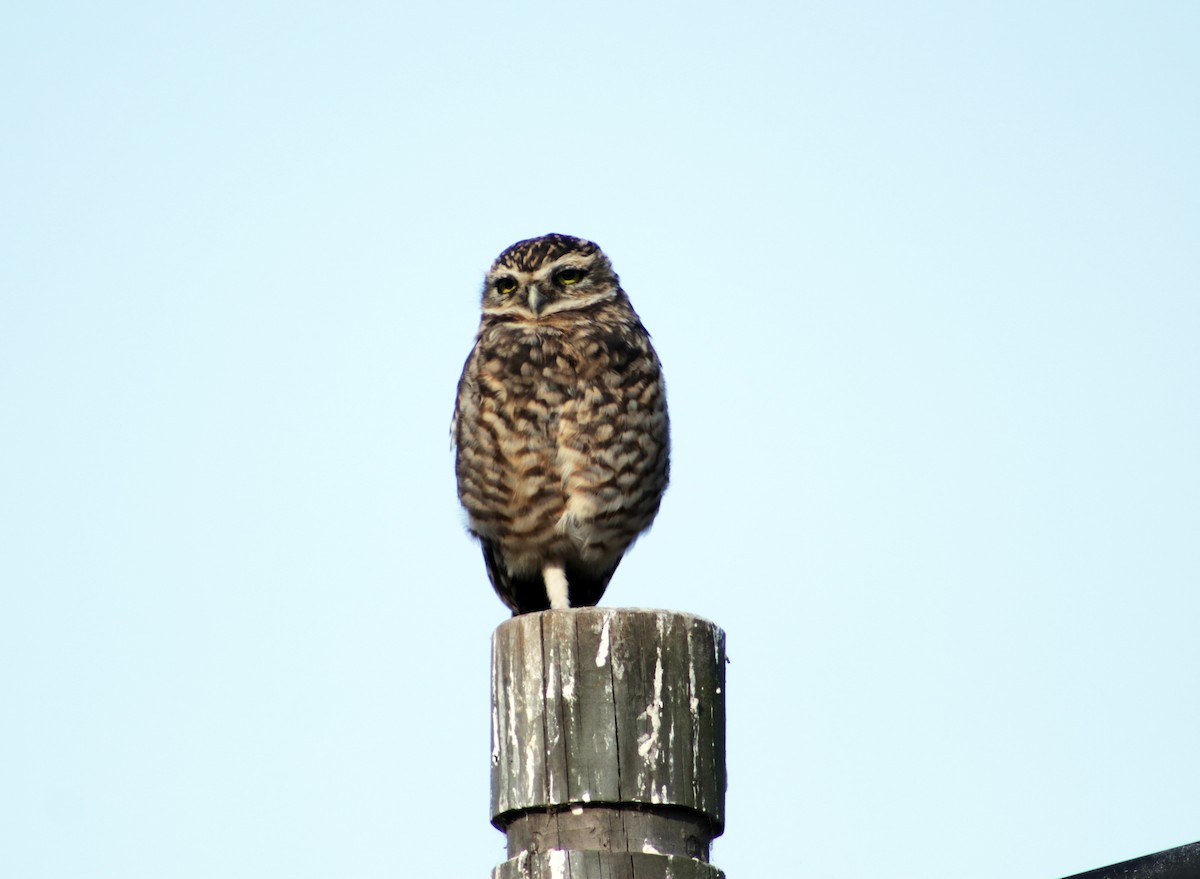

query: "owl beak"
xmin=526 ymin=284 xmax=544 ymax=314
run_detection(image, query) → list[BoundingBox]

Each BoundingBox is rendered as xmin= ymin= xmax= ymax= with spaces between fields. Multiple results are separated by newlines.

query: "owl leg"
xmin=543 ymin=563 xmax=570 ymax=610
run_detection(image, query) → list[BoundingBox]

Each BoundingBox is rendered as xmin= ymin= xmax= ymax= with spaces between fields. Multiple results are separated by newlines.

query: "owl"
xmin=453 ymin=234 xmax=670 ymax=615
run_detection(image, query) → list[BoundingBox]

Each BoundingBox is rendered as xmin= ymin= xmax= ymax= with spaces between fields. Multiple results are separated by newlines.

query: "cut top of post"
xmin=490 ymin=608 xmax=727 ymax=835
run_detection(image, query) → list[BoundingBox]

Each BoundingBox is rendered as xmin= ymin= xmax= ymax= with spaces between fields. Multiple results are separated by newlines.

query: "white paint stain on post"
xmin=595 ymin=614 xmax=611 ymax=667
xmin=547 ymin=849 xmax=568 ymax=879
xmin=505 ymin=655 xmax=519 ymax=771
xmin=491 ymin=643 xmax=503 ymax=767
xmin=637 ymin=637 xmax=665 ymax=759
xmin=560 ymin=629 xmax=576 ymax=702
xmin=688 ymin=634 xmax=699 ymax=718
xmin=491 ymin=701 xmax=501 ymax=767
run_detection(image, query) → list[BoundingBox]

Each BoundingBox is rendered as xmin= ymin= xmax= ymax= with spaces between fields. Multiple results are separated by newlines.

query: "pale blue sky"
xmin=2 ymin=3 xmax=1198 ymax=877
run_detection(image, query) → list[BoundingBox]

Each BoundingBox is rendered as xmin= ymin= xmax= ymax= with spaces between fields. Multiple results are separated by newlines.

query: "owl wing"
xmin=450 ymin=339 xmax=479 ymax=448
xmin=480 ymin=537 xmax=545 ymax=615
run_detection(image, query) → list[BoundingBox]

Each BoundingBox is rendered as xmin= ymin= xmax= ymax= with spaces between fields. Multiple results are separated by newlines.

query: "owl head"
xmin=481 ymin=233 xmax=621 ymax=319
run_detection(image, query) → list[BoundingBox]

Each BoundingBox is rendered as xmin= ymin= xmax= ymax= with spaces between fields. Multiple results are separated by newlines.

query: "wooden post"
xmin=490 ymin=607 xmax=727 ymax=878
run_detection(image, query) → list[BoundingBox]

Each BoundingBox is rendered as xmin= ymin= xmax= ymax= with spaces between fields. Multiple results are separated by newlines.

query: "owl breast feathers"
xmin=452 ymin=233 xmax=669 ymax=615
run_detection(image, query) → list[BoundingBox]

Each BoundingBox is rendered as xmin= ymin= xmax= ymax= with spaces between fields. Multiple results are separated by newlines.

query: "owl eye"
xmin=495 ymin=277 xmax=519 ymax=296
xmin=555 ymin=268 xmax=586 ymax=286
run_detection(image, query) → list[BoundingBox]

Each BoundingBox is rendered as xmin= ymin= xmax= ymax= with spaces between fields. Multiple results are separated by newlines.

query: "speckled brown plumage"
xmin=453 ymin=234 xmax=669 ymax=615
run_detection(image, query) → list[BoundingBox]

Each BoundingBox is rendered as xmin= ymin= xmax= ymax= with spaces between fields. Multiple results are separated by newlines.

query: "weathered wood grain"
xmin=491 ymin=608 xmax=727 ymax=879
xmin=504 ymin=806 xmax=712 ymax=860
xmin=493 ymin=850 xmax=725 ymax=879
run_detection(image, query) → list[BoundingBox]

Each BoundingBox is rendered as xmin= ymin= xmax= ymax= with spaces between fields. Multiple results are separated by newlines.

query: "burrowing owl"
xmin=453 ymin=234 xmax=670 ymax=615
